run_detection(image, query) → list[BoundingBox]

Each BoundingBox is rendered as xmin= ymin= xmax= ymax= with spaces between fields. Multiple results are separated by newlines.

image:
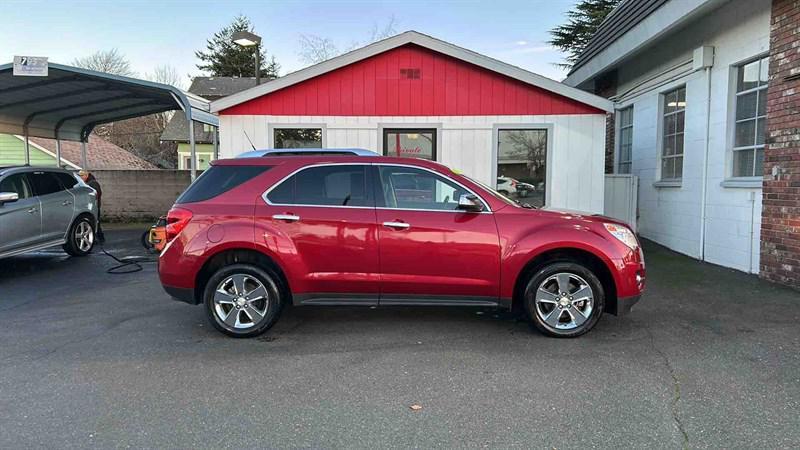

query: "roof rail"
xmin=236 ymin=148 xmax=378 ymax=158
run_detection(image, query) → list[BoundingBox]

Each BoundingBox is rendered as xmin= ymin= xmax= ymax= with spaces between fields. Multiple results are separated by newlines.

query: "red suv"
xmin=159 ymin=152 xmax=645 ymax=338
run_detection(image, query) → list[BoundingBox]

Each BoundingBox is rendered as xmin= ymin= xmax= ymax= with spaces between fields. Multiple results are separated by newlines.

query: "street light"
xmin=232 ymin=30 xmax=262 ymax=85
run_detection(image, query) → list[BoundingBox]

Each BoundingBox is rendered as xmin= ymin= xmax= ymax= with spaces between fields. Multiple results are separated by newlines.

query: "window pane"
xmin=677 ymin=87 xmax=686 ymax=108
xmin=675 ymin=111 xmax=685 ymax=133
xmin=497 ymin=129 xmax=547 ymax=207
xmin=738 ymin=60 xmax=760 ymax=91
xmin=674 ymin=156 xmax=683 ymax=179
xmin=384 ymin=130 xmax=435 ymax=160
xmin=755 ymin=148 xmax=764 ymax=176
xmin=664 ymin=91 xmax=677 ymax=113
xmin=267 ymin=176 xmax=294 ymax=204
xmin=662 ymin=157 xmax=673 ymax=179
xmin=28 ymin=172 xmax=64 ymax=196
xmin=620 ymin=107 xmax=633 ymax=126
xmin=735 ymin=119 xmax=756 ymax=147
xmin=759 ymin=57 xmax=769 ymax=85
xmin=618 ymin=162 xmax=631 ymax=174
xmin=293 ymin=165 xmax=369 ymax=206
xmin=733 ymin=149 xmax=755 ymax=177
xmin=665 ymin=114 xmax=676 ymax=135
xmin=757 ymin=89 xmax=767 ymax=116
xmin=620 ymin=127 xmax=632 ymax=147
xmin=756 ymin=118 xmax=766 ymax=145
xmin=675 ymin=135 xmax=684 ymax=156
xmin=0 ymin=174 xmax=32 ymax=199
xmin=620 ymin=143 xmax=632 ymax=162
xmin=54 ymin=172 xmax=80 ymax=189
xmin=663 ymin=135 xmax=675 ymax=156
xmin=379 ymin=166 xmax=467 ymax=211
xmin=274 ymin=128 xmax=323 ymax=149
xmin=736 ymin=91 xmax=758 ymax=120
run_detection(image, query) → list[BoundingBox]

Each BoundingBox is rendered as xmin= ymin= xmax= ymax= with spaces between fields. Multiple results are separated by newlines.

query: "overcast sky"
xmin=0 ymin=0 xmax=576 ymax=87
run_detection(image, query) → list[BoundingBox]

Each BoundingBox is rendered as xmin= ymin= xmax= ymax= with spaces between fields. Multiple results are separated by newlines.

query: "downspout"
xmin=699 ymin=65 xmax=712 ymax=261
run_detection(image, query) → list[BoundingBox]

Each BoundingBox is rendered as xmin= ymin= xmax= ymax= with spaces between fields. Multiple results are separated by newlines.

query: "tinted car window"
xmin=28 ymin=172 xmax=65 ymax=196
xmin=378 ymin=166 xmax=469 ymax=211
xmin=54 ymin=172 xmax=80 ymax=189
xmin=177 ymin=165 xmax=270 ymax=204
xmin=0 ymin=174 xmax=33 ymax=199
xmin=267 ymin=165 xmax=371 ymax=207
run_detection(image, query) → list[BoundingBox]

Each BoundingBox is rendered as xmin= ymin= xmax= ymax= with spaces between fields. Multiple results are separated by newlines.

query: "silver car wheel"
xmin=534 ymin=273 xmax=594 ymax=331
xmin=213 ymin=274 xmax=270 ymax=329
xmin=75 ymin=221 xmax=94 ymax=252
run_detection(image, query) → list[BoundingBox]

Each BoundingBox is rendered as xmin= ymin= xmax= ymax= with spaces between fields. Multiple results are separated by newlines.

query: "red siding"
xmin=220 ymin=44 xmax=602 ymax=116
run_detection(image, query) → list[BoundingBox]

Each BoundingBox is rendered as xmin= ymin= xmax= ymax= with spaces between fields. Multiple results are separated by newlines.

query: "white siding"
xmin=612 ymin=0 xmax=770 ymax=273
xmin=219 ymin=114 xmax=606 ymax=214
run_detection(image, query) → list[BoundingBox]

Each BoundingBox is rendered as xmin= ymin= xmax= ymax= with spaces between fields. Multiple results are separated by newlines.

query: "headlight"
xmin=604 ymin=223 xmax=639 ymax=250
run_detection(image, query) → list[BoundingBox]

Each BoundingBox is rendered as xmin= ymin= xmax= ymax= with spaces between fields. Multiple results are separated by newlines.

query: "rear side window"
xmin=177 ymin=165 xmax=270 ymax=203
xmin=54 ymin=172 xmax=80 ymax=189
xmin=28 ymin=172 xmax=64 ymax=196
xmin=266 ymin=165 xmax=371 ymax=207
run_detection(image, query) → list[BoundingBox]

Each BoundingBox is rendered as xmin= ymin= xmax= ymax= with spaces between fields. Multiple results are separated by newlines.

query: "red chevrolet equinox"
xmin=159 ymin=151 xmax=645 ymax=338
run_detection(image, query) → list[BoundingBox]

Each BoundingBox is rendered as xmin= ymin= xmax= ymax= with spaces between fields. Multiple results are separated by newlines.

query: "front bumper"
xmin=162 ymin=284 xmax=198 ymax=305
xmin=613 ymin=294 xmax=641 ymax=316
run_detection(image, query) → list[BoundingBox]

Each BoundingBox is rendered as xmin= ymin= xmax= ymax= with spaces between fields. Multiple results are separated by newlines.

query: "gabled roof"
xmin=188 ymin=77 xmax=258 ymax=100
xmin=15 ymin=134 xmax=157 ymax=170
xmin=212 ymin=31 xmax=613 ymax=113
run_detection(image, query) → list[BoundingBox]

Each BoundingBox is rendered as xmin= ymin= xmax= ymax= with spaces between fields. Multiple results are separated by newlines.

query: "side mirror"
xmin=457 ymin=194 xmax=484 ymax=212
xmin=0 ymin=192 xmax=19 ymax=205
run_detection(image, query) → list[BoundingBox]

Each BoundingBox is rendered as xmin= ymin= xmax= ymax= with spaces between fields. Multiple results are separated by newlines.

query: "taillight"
xmin=165 ymin=207 xmax=192 ymax=242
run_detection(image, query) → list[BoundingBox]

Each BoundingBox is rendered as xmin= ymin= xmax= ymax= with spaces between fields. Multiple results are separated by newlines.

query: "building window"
xmin=732 ymin=56 xmax=769 ymax=178
xmin=274 ymin=128 xmax=323 ymax=148
xmin=202 ymin=123 xmax=215 ymax=133
xmin=617 ymin=107 xmax=633 ymax=174
xmin=660 ymin=87 xmax=685 ymax=181
xmin=496 ymin=128 xmax=547 ymax=207
xmin=383 ymin=129 xmax=436 ymax=160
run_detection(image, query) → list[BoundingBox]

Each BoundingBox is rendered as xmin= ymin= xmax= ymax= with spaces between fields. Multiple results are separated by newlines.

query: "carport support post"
xmin=189 ymin=119 xmax=197 ymax=180
xmin=212 ymin=126 xmax=219 ymax=161
xmin=23 ymin=132 xmax=30 ymax=165
xmin=55 ymin=139 xmax=62 ymax=168
xmin=80 ymin=140 xmax=88 ymax=169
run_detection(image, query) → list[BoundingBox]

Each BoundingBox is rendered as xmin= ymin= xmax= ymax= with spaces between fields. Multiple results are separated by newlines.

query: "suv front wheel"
xmin=524 ymin=262 xmax=605 ymax=338
xmin=204 ymin=264 xmax=283 ymax=338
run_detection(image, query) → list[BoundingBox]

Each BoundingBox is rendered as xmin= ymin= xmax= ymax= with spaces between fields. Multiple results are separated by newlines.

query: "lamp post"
xmin=232 ymin=30 xmax=262 ymax=85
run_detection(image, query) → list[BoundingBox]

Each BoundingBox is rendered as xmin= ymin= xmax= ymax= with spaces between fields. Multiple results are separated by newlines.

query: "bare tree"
xmin=146 ymin=65 xmax=184 ymax=89
xmin=298 ymin=16 xmax=399 ymax=65
xmin=72 ymin=49 xmax=136 ymax=76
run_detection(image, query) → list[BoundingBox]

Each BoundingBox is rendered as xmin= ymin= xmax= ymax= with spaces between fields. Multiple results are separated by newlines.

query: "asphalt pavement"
xmin=0 ymin=226 xmax=798 ymax=449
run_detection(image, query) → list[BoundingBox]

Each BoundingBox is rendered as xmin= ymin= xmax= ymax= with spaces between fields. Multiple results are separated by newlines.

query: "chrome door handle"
xmin=62 ymin=200 xmax=73 ymax=206
xmin=383 ymin=221 xmax=410 ymax=230
xmin=27 ymin=207 xmax=37 ymax=214
xmin=272 ymin=214 xmax=300 ymax=222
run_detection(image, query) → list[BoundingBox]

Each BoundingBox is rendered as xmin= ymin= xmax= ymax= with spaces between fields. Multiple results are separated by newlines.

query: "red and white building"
xmin=212 ymin=31 xmax=613 ymax=213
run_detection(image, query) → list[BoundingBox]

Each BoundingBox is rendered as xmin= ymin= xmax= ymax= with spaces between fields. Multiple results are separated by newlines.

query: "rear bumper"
xmin=162 ymin=284 xmax=197 ymax=305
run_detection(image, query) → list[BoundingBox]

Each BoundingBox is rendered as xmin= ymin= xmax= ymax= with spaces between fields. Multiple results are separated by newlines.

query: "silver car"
xmin=0 ymin=166 xmax=98 ymax=259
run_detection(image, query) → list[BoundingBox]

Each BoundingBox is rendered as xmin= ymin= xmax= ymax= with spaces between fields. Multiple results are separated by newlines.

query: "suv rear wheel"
xmin=63 ymin=216 xmax=95 ymax=257
xmin=204 ymin=264 xmax=283 ymax=338
xmin=524 ymin=262 xmax=605 ymax=338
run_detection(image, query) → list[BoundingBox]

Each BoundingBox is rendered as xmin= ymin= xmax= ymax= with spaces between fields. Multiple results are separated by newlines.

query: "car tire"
xmin=63 ymin=215 xmax=96 ymax=257
xmin=524 ymin=262 xmax=605 ymax=338
xmin=204 ymin=264 xmax=283 ymax=338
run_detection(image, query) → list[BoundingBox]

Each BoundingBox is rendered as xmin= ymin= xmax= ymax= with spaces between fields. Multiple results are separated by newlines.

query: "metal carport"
xmin=0 ymin=62 xmax=218 ymax=179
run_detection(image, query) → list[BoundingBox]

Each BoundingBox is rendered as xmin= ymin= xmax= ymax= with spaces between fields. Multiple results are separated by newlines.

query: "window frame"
xmin=658 ymin=86 xmax=686 ymax=182
xmin=263 ymin=163 xmax=375 ymax=209
xmin=268 ymin=124 xmax=326 ymax=149
xmin=492 ymin=123 xmax=552 ymax=208
xmin=729 ymin=55 xmax=769 ymax=180
xmin=616 ymin=106 xmax=634 ymax=174
xmin=381 ymin=128 xmax=438 ymax=161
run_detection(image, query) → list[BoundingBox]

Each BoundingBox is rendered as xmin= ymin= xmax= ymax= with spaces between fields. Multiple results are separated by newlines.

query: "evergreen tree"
xmin=549 ymin=0 xmax=621 ymax=69
xmin=196 ymin=15 xmax=280 ymax=79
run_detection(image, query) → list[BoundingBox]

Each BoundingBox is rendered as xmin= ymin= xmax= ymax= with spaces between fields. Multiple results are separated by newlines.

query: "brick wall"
xmin=91 ymin=170 xmax=193 ymax=221
xmin=594 ymin=71 xmax=618 ymax=174
xmin=604 ymin=113 xmax=615 ymax=174
xmin=760 ymin=0 xmax=800 ymax=287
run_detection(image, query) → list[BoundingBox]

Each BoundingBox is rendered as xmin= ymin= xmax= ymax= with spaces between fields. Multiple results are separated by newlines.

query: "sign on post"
xmin=13 ymin=56 xmax=48 ymax=76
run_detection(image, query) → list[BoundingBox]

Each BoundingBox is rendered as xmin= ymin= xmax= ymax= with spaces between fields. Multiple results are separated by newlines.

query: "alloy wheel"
xmin=213 ymin=274 xmax=270 ymax=329
xmin=534 ymin=272 xmax=594 ymax=331
xmin=75 ymin=221 xmax=94 ymax=252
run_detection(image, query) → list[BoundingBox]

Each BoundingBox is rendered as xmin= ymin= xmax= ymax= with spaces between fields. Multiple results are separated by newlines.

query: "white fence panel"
xmin=604 ymin=175 xmax=638 ymax=232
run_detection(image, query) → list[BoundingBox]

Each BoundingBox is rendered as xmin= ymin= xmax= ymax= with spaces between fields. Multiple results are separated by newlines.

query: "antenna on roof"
xmin=242 ymin=130 xmax=256 ymax=151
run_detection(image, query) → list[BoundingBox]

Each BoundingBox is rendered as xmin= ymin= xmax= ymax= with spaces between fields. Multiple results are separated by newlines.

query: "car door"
xmin=0 ymin=172 xmax=43 ymax=254
xmin=27 ymin=171 xmax=75 ymax=242
xmin=255 ymin=163 xmax=381 ymax=304
xmin=374 ymin=164 xmax=502 ymax=305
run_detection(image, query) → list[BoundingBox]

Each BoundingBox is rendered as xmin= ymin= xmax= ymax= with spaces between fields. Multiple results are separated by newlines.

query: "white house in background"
xmin=211 ymin=31 xmax=613 ymax=214
xmin=565 ymin=0 xmax=776 ymax=275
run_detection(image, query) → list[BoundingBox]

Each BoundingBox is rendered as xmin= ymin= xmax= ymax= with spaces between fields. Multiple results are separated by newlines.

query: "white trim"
xmin=212 ymin=31 xmax=613 ymax=114
xmin=12 ymin=135 xmax=81 ymax=169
